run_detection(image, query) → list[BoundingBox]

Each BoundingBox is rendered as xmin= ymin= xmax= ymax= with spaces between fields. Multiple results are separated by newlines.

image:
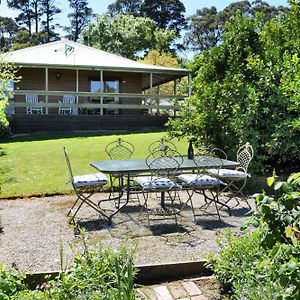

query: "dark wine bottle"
xmin=187 ymin=140 xmax=194 ymax=159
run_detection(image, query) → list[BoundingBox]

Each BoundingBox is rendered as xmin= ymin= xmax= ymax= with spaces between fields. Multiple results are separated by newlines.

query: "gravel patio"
xmin=0 ymin=191 xmax=253 ymax=274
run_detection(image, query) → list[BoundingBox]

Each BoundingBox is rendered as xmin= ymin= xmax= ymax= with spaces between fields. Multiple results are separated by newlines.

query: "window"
xmin=90 ymin=79 xmax=119 ymax=115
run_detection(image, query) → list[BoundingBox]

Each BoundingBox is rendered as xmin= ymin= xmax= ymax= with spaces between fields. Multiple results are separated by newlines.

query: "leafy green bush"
xmin=49 ymin=241 xmax=137 ymax=300
xmin=0 ymin=263 xmax=27 ymax=299
xmin=0 ymin=55 xmax=19 ymax=137
xmin=0 ymin=240 xmax=137 ymax=299
xmin=207 ymin=172 xmax=300 ymax=299
xmin=168 ymin=1 xmax=300 ymax=173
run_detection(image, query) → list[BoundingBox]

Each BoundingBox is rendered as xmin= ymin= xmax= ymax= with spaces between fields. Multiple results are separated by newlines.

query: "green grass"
xmin=0 ymin=130 xmax=188 ymax=198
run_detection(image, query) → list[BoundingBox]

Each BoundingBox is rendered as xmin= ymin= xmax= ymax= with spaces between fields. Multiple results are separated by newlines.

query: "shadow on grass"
xmin=1 ymin=128 xmax=165 ymax=144
xmin=0 ymin=147 xmax=7 ymax=157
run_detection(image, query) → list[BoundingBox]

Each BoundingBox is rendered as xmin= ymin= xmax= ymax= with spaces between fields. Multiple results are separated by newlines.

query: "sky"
xmin=0 ymin=0 xmax=290 ymax=22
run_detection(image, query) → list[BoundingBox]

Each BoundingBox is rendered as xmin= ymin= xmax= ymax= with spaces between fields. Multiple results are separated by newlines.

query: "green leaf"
xmin=274 ymin=181 xmax=283 ymax=190
xmin=267 ymin=176 xmax=275 ymax=186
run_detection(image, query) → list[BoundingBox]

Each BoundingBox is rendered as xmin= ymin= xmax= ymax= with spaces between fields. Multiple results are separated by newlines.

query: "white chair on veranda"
xmin=58 ymin=95 xmax=77 ymax=115
xmin=25 ymin=94 xmax=43 ymax=114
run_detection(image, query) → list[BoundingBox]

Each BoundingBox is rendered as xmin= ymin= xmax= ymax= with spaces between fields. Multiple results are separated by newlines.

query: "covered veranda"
xmin=2 ymin=40 xmax=191 ymax=133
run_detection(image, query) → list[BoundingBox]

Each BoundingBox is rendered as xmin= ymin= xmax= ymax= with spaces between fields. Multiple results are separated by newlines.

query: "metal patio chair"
xmin=148 ymin=137 xmax=177 ymax=154
xmin=208 ymin=142 xmax=254 ymax=209
xmin=64 ymin=146 xmax=108 ymax=224
xmin=133 ymin=146 xmax=183 ymax=225
xmin=177 ymin=146 xmax=229 ymax=221
xmin=105 ymin=138 xmax=136 ymax=202
xmin=148 ymin=137 xmax=181 ymax=202
xmin=25 ymin=94 xmax=43 ymax=114
xmin=58 ymin=95 xmax=77 ymax=115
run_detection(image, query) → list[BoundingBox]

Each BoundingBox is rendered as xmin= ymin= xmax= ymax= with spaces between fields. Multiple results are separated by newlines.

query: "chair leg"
xmin=186 ymin=189 xmax=196 ymax=221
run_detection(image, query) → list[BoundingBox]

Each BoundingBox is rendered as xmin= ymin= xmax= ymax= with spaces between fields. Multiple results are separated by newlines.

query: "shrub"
xmin=0 ymin=240 xmax=137 ymax=299
xmin=168 ymin=3 xmax=300 ymax=173
xmin=0 ymin=55 xmax=19 ymax=137
xmin=0 ymin=263 xmax=27 ymax=299
xmin=207 ymin=172 xmax=300 ymax=299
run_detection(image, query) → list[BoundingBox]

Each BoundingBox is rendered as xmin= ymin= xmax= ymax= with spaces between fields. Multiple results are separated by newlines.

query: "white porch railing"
xmin=7 ymin=90 xmax=187 ymax=116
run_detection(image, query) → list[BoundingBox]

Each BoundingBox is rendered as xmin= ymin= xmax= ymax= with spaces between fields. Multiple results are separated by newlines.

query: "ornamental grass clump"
xmin=0 ymin=239 xmax=137 ymax=299
xmin=206 ymin=172 xmax=300 ymax=300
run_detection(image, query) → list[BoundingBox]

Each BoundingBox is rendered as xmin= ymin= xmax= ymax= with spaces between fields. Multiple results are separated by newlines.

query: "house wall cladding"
xmin=15 ymin=68 xmax=144 ymax=115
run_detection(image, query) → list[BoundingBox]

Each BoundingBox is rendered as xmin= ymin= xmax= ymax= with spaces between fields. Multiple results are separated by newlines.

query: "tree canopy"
xmin=82 ymin=13 xmax=176 ymax=59
xmin=185 ymin=0 xmax=289 ymax=53
xmin=169 ymin=0 xmax=300 ymax=172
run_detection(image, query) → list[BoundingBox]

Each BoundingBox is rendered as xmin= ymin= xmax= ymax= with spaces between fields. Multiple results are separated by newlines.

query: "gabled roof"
xmin=2 ymin=40 xmax=189 ymax=89
xmin=3 ymin=39 xmax=189 ymax=75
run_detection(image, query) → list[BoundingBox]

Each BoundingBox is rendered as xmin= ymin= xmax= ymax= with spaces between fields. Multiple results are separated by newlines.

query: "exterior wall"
xmin=14 ymin=67 xmax=143 ymax=116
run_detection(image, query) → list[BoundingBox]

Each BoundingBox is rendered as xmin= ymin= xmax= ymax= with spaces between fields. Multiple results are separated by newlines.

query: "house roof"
xmin=2 ymin=40 xmax=189 ymax=89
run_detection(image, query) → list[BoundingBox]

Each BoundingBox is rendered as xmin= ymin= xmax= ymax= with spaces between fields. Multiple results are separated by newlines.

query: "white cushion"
xmin=133 ymin=176 xmax=179 ymax=190
xmin=209 ymin=168 xmax=250 ymax=179
xmin=73 ymin=172 xmax=108 ymax=188
xmin=177 ymin=173 xmax=225 ymax=187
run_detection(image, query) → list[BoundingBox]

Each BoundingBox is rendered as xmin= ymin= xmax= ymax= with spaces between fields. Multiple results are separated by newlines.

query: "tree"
xmin=139 ymin=49 xmax=180 ymax=94
xmin=169 ymin=2 xmax=300 ymax=172
xmin=140 ymin=0 xmax=187 ymax=36
xmin=7 ymin=0 xmax=34 ymax=35
xmin=82 ymin=14 xmax=176 ymax=59
xmin=107 ymin=0 xmax=142 ymax=16
xmin=185 ymin=1 xmax=289 ymax=53
xmin=65 ymin=0 xmax=93 ymax=42
xmin=40 ymin=0 xmax=61 ymax=42
xmin=0 ymin=17 xmax=19 ymax=52
xmin=185 ymin=7 xmax=220 ymax=52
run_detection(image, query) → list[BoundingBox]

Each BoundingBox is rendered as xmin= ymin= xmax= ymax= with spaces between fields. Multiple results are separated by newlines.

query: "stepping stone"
xmin=153 ymin=285 xmax=173 ymax=300
xmin=182 ymin=281 xmax=202 ymax=296
xmin=168 ymin=281 xmax=188 ymax=299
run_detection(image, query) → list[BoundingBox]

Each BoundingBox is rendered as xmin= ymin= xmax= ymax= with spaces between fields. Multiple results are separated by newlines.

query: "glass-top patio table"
xmin=90 ymin=156 xmax=239 ymax=221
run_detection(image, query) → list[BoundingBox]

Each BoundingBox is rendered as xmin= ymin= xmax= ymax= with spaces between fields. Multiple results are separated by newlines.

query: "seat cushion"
xmin=73 ymin=172 xmax=108 ymax=188
xmin=208 ymin=168 xmax=250 ymax=179
xmin=133 ymin=176 xmax=179 ymax=190
xmin=177 ymin=173 xmax=225 ymax=187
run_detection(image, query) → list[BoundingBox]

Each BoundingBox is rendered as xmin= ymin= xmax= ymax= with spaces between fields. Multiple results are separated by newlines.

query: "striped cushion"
xmin=133 ymin=176 xmax=179 ymax=190
xmin=209 ymin=168 xmax=250 ymax=179
xmin=177 ymin=174 xmax=225 ymax=187
xmin=73 ymin=172 xmax=108 ymax=188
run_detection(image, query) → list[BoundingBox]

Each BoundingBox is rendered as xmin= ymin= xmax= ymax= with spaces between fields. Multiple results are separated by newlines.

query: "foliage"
xmin=0 ymin=263 xmax=27 ymax=299
xmin=207 ymin=172 xmax=300 ymax=299
xmin=184 ymin=0 xmax=289 ymax=53
xmin=0 ymin=17 xmax=19 ymax=52
xmin=169 ymin=2 xmax=300 ymax=172
xmin=0 ymin=239 xmax=137 ymax=299
xmin=0 ymin=56 xmax=19 ymax=137
xmin=82 ymin=13 xmax=176 ymax=59
xmin=107 ymin=0 xmax=142 ymax=17
xmin=48 ymin=239 xmax=137 ymax=300
xmin=65 ymin=0 xmax=93 ymax=42
xmin=107 ymin=0 xmax=187 ymax=37
xmin=140 ymin=0 xmax=187 ymax=36
xmin=6 ymin=0 xmax=61 ymax=45
xmin=138 ymin=49 xmax=181 ymax=95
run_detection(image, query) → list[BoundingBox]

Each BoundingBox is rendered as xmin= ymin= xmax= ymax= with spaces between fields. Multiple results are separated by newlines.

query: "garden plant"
xmin=0 ymin=238 xmax=137 ymax=299
xmin=207 ymin=172 xmax=300 ymax=299
xmin=169 ymin=0 xmax=300 ymax=173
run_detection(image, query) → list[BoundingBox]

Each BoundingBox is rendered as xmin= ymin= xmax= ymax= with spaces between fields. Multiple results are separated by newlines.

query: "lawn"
xmin=0 ymin=130 xmax=188 ymax=198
